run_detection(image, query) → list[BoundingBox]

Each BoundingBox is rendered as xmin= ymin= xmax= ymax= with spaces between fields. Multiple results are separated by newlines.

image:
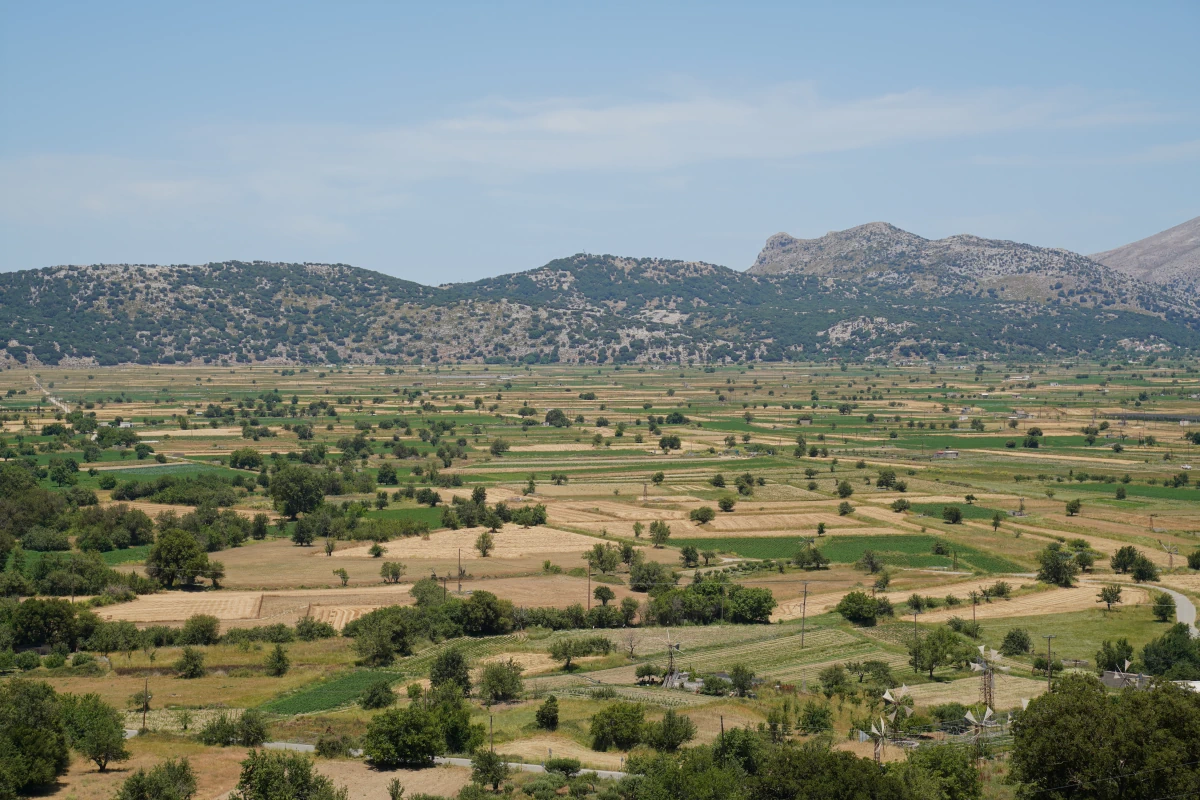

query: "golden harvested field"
xmin=331 ymin=525 xmax=600 ymax=559
xmin=903 ymin=675 xmax=1048 ymax=710
xmin=920 ymin=585 xmax=1149 ymax=623
xmin=99 ymin=574 xmax=635 ymax=629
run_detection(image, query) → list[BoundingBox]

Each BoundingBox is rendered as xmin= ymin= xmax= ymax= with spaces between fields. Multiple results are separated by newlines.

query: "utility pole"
xmin=141 ymin=676 xmax=150 ymax=731
xmin=1043 ymin=634 xmax=1057 ymax=693
xmin=490 ymin=714 xmax=494 ymax=752
xmin=457 ymin=549 xmax=462 ymax=594
xmin=587 ymin=568 xmax=592 ymax=611
xmin=799 ymin=582 xmax=809 ymax=649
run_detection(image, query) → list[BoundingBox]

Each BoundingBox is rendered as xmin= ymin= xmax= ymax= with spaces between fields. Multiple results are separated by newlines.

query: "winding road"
xmin=1151 ymin=584 xmax=1199 ymax=636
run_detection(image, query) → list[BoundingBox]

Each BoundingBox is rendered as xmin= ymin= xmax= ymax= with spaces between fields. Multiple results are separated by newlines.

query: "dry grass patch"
xmin=40 ymin=738 xmax=248 ymax=800
xmin=316 ymin=762 xmax=472 ymax=800
xmin=499 ymin=734 xmax=625 ymax=769
xmin=920 ymin=585 xmax=1148 ymax=623
xmin=41 ymin=666 xmax=325 ymax=711
xmin=332 ymin=525 xmax=600 ymax=559
xmin=904 ymin=675 xmax=1047 ymax=711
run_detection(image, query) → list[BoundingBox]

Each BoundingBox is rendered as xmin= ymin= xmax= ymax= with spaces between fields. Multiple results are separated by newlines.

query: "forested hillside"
xmin=2 ymin=247 xmax=1199 ymax=368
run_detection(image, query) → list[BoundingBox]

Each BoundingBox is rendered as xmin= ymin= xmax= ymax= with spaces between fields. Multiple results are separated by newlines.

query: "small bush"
xmin=197 ymin=712 xmax=238 ymax=746
xmin=545 ymin=757 xmax=582 ymax=777
xmin=15 ymin=650 xmax=41 ymax=670
xmin=1153 ymin=592 xmax=1176 ymax=622
xmin=360 ymin=679 xmax=397 ymax=710
xmin=178 ymin=614 xmax=221 ymax=646
xmin=535 ymin=695 xmax=559 ymax=731
xmin=295 ymin=616 xmax=337 ymax=641
xmin=1000 ymin=628 xmax=1032 ymax=656
xmin=315 ymin=732 xmax=356 ymax=758
xmin=175 ymin=647 xmax=206 ymax=679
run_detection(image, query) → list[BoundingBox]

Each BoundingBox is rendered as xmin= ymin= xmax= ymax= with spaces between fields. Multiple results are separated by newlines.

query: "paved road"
xmin=31 ymin=375 xmax=70 ymax=414
xmin=1152 ymin=585 xmax=1199 ymax=636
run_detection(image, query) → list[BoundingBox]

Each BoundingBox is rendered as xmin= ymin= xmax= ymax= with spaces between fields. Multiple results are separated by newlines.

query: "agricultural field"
xmin=2 ymin=358 xmax=1199 ymax=798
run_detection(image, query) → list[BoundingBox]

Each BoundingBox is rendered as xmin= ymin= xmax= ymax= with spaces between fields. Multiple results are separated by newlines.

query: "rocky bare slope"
xmin=747 ymin=221 xmax=1200 ymax=320
xmin=1090 ymin=215 xmax=1200 ymax=288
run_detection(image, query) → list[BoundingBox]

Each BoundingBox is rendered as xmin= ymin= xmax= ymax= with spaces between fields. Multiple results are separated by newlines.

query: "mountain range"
xmin=1090 ymin=215 xmax=1200 ymax=288
xmin=2 ymin=219 xmax=1197 ymax=368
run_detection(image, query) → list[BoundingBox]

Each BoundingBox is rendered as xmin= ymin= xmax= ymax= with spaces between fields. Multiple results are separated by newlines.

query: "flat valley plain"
xmin=3 ymin=358 xmax=1200 ymax=799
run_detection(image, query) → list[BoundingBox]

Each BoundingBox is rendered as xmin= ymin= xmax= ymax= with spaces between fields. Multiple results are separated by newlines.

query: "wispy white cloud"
xmin=0 ymin=84 xmax=1162 ymax=231
xmin=969 ymin=137 xmax=1200 ymax=168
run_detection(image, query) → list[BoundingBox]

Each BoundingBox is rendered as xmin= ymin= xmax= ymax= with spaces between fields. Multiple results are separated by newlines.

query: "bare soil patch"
xmin=41 ymin=741 xmax=248 ymax=800
xmin=316 ymin=761 xmax=472 ymax=800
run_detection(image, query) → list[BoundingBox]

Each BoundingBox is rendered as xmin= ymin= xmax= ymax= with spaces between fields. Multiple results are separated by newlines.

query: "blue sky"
xmin=2 ymin=1 xmax=1197 ymax=282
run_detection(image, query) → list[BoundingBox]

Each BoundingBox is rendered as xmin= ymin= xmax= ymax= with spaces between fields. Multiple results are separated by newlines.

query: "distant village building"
xmin=933 ymin=449 xmax=959 ymax=459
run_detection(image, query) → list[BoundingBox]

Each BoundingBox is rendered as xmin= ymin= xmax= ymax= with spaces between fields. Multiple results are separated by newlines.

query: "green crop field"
xmin=909 ymin=502 xmax=1005 ymax=521
xmin=106 ymin=462 xmax=226 ymax=478
xmin=99 ymin=545 xmax=152 ymax=566
xmin=260 ymin=669 xmax=405 ymax=715
xmin=366 ymin=505 xmax=446 ymax=528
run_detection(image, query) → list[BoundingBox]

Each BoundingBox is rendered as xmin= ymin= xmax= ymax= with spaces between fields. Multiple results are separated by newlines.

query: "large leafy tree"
xmin=145 ymin=529 xmax=210 ymax=588
xmin=1035 ymin=542 xmax=1079 ymax=587
xmin=1011 ymin=674 xmax=1200 ymax=800
xmin=60 ymin=692 xmax=130 ymax=771
xmin=0 ymin=679 xmax=71 ymax=796
xmin=907 ymin=628 xmax=964 ymax=679
xmin=429 ymin=648 xmax=472 ymax=696
xmin=268 ymin=465 xmax=325 ymax=519
xmin=362 ymin=706 xmax=445 ymax=768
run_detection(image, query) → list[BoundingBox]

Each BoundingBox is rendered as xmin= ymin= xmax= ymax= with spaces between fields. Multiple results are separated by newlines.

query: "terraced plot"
xmin=634 ymin=627 xmax=902 ymax=685
xmin=260 ymin=669 xmax=405 ymax=714
xmin=670 ymin=534 xmax=1024 ymax=573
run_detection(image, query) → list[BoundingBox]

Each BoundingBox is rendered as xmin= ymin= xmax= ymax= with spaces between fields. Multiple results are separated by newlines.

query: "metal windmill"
xmin=1115 ymin=659 xmax=1144 ymax=689
xmin=881 ymin=685 xmax=913 ymax=727
xmin=1159 ymin=539 xmax=1178 ymax=569
xmin=867 ymin=715 xmax=889 ymax=765
xmin=663 ymin=632 xmax=683 ymax=688
xmin=964 ymin=706 xmax=996 ymax=751
xmin=969 ymin=645 xmax=1010 ymax=711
